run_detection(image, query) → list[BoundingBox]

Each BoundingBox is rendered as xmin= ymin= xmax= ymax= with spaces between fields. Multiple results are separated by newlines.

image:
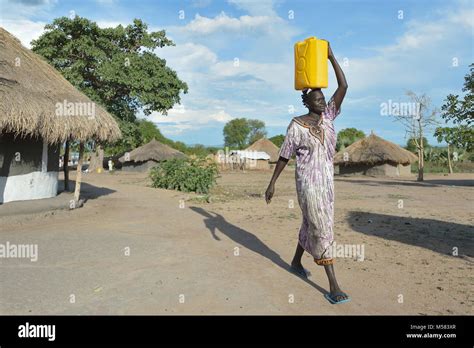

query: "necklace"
xmin=293 ymin=114 xmax=325 ymax=145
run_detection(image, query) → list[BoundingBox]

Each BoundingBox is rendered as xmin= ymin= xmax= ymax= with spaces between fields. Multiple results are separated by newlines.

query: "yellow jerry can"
xmin=294 ymin=37 xmax=328 ymax=90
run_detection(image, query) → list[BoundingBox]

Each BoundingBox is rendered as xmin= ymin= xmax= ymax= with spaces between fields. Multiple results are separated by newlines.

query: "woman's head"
xmin=302 ymin=88 xmax=326 ymax=114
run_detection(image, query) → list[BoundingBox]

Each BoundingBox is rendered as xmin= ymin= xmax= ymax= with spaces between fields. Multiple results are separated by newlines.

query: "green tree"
xmin=434 ymin=128 xmax=457 ymax=173
xmin=138 ymin=119 xmax=166 ymax=144
xmin=223 ymin=118 xmax=250 ymax=149
xmin=269 ymin=134 xmax=285 ymax=148
xmin=336 ymin=128 xmax=365 ymax=151
xmin=31 ymin=16 xmax=188 ymax=166
xmin=223 ymin=118 xmax=266 ymax=149
xmin=406 ymin=137 xmax=429 ymax=153
xmin=247 ymin=119 xmax=267 ymax=145
xmin=439 ymin=63 xmax=474 ymax=152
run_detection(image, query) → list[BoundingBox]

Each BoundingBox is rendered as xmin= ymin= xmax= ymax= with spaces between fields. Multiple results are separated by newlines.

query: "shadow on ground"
xmin=0 ymin=181 xmax=116 ymax=216
xmin=190 ymin=206 xmax=329 ymax=295
xmin=347 ymin=211 xmax=474 ymax=257
xmin=336 ymin=177 xmax=474 ymax=188
xmin=58 ymin=180 xmax=116 ymax=201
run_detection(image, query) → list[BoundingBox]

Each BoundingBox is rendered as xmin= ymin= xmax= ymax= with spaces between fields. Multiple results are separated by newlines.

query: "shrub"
xmin=149 ymin=157 xmax=218 ymax=194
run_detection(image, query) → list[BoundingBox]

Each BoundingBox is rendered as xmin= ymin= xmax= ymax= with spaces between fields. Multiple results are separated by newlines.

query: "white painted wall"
xmin=0 ymin=171 xmax=59 ymax=203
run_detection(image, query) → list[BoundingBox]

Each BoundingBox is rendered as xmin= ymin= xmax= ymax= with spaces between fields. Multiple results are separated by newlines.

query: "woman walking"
xmin=265 ymin=42 xmax=349 ymax=304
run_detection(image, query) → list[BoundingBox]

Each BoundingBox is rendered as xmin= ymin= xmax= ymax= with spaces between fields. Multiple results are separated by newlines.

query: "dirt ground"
xmin=0 ymin=169 xmax=472 ymax=315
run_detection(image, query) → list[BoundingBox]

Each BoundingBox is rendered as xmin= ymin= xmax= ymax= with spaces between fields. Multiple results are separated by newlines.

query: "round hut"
xmin=334 ymin=132 xmax=418 ymax=177
xmin=0 ymin=28 xmax=121 ymax=203
xmin=118 ymin=139 xmax=185 ymax=171
xmin=245 ymin=138 xmax=280 ymax=163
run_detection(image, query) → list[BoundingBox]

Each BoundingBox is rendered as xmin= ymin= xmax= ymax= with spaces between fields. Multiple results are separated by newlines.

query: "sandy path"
xmin=0 ymin=170 xmax=472 ymax=314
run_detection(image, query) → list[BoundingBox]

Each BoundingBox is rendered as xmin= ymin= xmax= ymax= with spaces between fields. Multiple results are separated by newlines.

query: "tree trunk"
xmin=64 ymin=140 xmax=70 ymax=191
xmin=74 ymin=142 xmax=85 ymax=202
xmin=447 ymin=144 xmax=453 ymax=174
xmin=88 ymin=143 xmax=104 ymax=173
xmin=417 ymin=124 xmax=424 ymax=181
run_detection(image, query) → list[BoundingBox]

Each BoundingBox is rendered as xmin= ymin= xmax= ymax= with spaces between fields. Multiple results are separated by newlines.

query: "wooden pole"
xmin=447 ymin=144 xmax=453 ymax=174
xmin=64 ymin=140 xmax=70 ymax=191
xmin=74 ymin=142 xmax=84 ymax=202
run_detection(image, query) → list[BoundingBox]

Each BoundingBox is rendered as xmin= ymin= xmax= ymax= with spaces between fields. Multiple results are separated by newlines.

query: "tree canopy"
xmin=269 ymin=134 xmax=285 ymax=148
xmin=438 ymin=63 xmax=474 ymax=152
xmin=223 ymin=118 xmax=266 ymax=149
xmin=336 ymin=128 xmax=366 ymax=151
xmin=31 ymin=16 xmax=188 ymax=124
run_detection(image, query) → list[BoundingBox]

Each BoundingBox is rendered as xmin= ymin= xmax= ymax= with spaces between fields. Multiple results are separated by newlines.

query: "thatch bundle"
xmin=245 ymin=137 xmax=280 ymax=162
xmin=119 ymin=139 xmax=185 ymax=163
xmin=334 ymin=133 xmax=418 ymax=166
xmin=0 ymin=28 xmax=121 ymax=144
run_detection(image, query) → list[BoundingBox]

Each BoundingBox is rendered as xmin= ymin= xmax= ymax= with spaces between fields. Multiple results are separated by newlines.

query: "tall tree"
xmin=247 ymin=119 xmax=267 ymax=145
xmin=336 ymin=128 xmax=365 ymax=151
xmin=391 ymin=91 xmax=439 ymax=181
xmin=406 ymin=136 xmax=429 ymax=153
xmin=434 ymin=127 xmax=457 ymax=173
xmin=31 ymin=16 xmax=188 ymax=167
xmin=223 ymin=118 xmax=250 ymax=149
xmin=437 ymin=63 xmax=474 ymax=152
xmin=223 ymin=118 xmax=266 ymax=149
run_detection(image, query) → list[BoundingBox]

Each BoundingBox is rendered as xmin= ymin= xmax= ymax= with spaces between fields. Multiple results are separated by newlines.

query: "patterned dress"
xmin=279 ymin=98 xmax=340 ymax=264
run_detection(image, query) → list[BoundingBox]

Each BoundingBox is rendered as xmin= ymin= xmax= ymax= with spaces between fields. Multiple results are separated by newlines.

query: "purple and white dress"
xmin=279 ymin=98 xmax=340 ymax=263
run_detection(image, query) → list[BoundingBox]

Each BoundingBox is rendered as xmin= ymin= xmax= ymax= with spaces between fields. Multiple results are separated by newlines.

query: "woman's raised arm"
xmin=328 ymin=42 xmax=348 ymax=111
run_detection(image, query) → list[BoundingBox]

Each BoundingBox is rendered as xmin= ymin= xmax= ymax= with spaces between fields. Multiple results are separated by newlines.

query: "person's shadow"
xmin=190 ymin=206 xmax=328 ymax=295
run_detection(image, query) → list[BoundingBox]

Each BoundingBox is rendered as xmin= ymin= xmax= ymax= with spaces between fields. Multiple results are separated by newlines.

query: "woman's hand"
xmin=265 ymin=183 xmax=275 ymax=204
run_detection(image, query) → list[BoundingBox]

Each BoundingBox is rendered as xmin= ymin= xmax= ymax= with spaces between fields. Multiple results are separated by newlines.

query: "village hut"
xmin=0 ymin=28 xmax=121 ymax=204
xmin=334 ymin=132 xmax=418 ymax=176
xmin=229 ymin=150 xmax=271 ymax=170
xmin=118 ymin=139 xmax=185 ymax=171
xmin=245 ymin=138 xmax=280 ymax=163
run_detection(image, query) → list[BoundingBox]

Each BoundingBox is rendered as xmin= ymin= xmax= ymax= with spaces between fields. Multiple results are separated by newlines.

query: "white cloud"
xmin=0 ymin=19 xmax=46 ymax=48
xmin=159 ymin=42 xmax=217 ymax=71
xmin=209 ymin=59 xmax=291 ymax=88
xmin=178 ymin=11 xmax=288 ymax=37
xmin=147 ymin=108 xmax=233 ymax=136
xmin=343 ymin=3 xmax=474 ymax=93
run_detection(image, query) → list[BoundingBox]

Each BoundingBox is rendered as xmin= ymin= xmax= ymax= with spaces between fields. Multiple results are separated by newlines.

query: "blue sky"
xmin=1 ymin=0 xmax=473 ymax=146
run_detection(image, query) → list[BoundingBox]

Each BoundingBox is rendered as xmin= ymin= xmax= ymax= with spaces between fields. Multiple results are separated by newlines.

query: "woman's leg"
xmin=324 ymin=264 xmax=349 ymax=301
xmin=291 ymin=242 xmax=305 ymax=268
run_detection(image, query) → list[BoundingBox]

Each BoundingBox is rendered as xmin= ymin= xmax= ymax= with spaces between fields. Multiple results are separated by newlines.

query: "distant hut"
xmin=118 ymin=139 xmax=185 ymax=171
xmin=245 ymin=138 xmax=280 ymax=163
xmin=229 ymin=150 xmax=271 ymax=170
xmin=334 ymin=132 xmax=418 ymax=176
xmin=0 ymin=28 xmax=121 ymax=204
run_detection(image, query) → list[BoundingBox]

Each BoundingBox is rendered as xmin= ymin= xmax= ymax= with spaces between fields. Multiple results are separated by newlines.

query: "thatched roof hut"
xmin=0 ymin=28 xmax=121 ymax=203
xmin=118 ymin=139 xmax=185 ymax=171
xmin=245 ymin=138 xmax=280 ymax=163
xmin=334 ymin=132 xmax=418 ymax=177
xmin=0 ymin=28 xmax=121 ymax=143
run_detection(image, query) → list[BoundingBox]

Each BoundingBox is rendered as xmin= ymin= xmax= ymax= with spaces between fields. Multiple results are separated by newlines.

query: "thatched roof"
xmin=119 ymin=139 xmax=185 ymax=163
xmin=0 ymin=27 xmax=121 ymax=144
xmin=245 ymin=137 xmax=280 ymax=162
xmin=334 ymin=133 xmax=418 ymax=166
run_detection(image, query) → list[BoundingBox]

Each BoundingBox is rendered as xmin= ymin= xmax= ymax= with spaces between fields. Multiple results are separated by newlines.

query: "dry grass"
xmin=334 ymin=133 xmax=418 ymax=166
xmin=0 ymin=28 xmax=121 ymax=144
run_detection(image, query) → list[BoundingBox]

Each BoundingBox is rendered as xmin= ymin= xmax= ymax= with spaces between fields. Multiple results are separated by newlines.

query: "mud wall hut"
xmin=0 ymin=28 xmax=121 ymax=203
xmin=334 ymin=132 xmax=418 ymax=177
